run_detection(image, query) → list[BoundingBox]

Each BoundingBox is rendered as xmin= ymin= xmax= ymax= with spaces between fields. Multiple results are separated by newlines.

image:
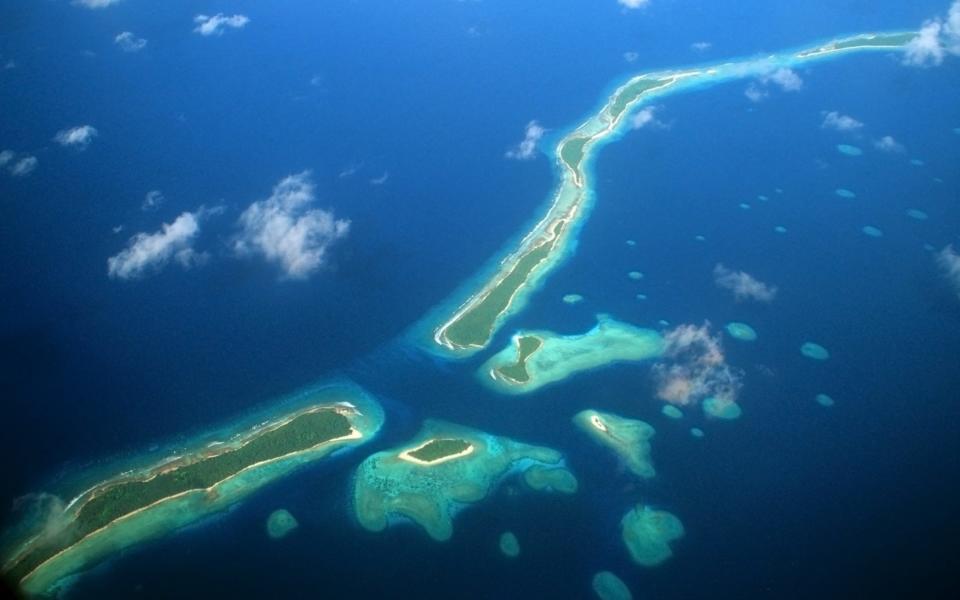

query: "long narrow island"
xmin=426 ymin=32 xmax=915 ymax=358
xmin=1 ymin=384 xmax=385 ymax=597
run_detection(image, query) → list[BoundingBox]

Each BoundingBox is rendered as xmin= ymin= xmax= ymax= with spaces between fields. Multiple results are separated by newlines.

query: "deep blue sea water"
xmin=2 ymin=1 xmax=959 ymax=598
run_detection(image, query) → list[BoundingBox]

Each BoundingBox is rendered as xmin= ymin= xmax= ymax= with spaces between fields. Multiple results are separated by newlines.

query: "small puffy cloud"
xmin=115 ymin=32 xmax=147 ymax=53
xmin=369 ymin=171 xmax=389 ymax=186
xmin=623 ymin=51 xmax=639 ymax=63
xmin=938 ymin=245 xmax=960 ymax=297
xmin=193 ymin=14 xmax=250 ymax=37
xmin=618 ymin=0 xmax=651 ymax=9
xmin=767 ymin=68 xmax=803 ymax=91
xmin=652 ymin=323 xmax=742 ymax=408
xmin=821 ymin=111 xmax=864 ymax=132
xmin=54 ymin=125 xmax=98 ymax=150
xmin=713 ymin=264 xmax=777 ymax=302
xmin=234 ymin=171 xmax=350 ymax=279
xmin=505 ymin=120 xmax=546 ymax=160
xmin=10 ymin=156 xmax=37 ymax=177
xmin=691 ymin=41 xmax=712 ymax=52
xmin=107 ymin=209 xmax=215 ymax=280
xmin=744 ymin=83 xmax=768 ymax=103
xmin=874 ymin=135 xmax=905 ymax=153
xmin=0 ymin=150 xmax=13 ymax=166
xmin=142 ymin=189 xmax=165 ymax=211
xmin=630 ymin=106 xmax=667 ymax=130
xmin=73 ymin=0 xmax=123 ymax=8
xmin=904 ymin=1 xmax=960 ymax=66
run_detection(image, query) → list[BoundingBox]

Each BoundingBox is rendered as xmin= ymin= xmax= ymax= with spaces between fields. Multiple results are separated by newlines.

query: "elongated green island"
xmin=2 ymin=385 xmax=384 ymax=597
xmin=479 ymin=315 xmax=664 ymax=394
xmin=426 ymin=31 xmax=915 ymax=358
xmin=353 ymin=420 xmax=576 ymax=541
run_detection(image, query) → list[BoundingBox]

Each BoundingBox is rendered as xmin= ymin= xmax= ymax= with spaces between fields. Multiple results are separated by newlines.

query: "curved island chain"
xmin=479 ymin=315 xmax=664 ymax=394
xmin=426 ymin=32 xmax=915 ymax=358
xmin=352 ymin=420 xmax=576 ymax=541
xmin=1 ymin=385 xmax=385 ymax=597
xmin=573 ymin=410 xmax=657 ymax=479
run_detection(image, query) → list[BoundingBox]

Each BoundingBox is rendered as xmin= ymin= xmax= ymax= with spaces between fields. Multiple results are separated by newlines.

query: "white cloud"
xmin=691 ymin=41 xmax=712 ymax=52
xmin=938 ymin=245 xmax=960 ymax=298
xmin=821 ymin=111 xmax=864 ymax=132
xmin=874 ymin=135 xmax=905 ymax=153
xmin=54 ymin=125 xmax=98 ymax=150
xmin=9 ymin=156 xmax=37 ymax=177
xmin=767 ymin=67 xmax=803 ymax=91
xmin=0 ymin=150 xmax=13 ymax=166
xmin=744 ymin=83 xmax=768 ymax=103
xmin=652 ymin=323 xmax=742 ymax=408
xmin=234 ymin=171 xmax=350 ymax=279
xmin=904 ymin=1 xmax=960 ymax=67
xmin=618 ymin=0 xmax=651 ymax=9
xmin=107 ymin=209 xmax=214 ymax=280
xmin=713 ymin=264 xmax=778 ymax=302
xmin=142 ymin=190 xmax=165 ymax=211
xmin=630 ymin=105 xmax=667 ymax=130
xmin=73 ymin=0 xmax=123 ymax=8
xmin=193 ymin=14 xmax=250 ymax=37
xmin=623 ymin=51 xmax=639 ymax=63
xmin=505 ymin=120 xmax=546 ymax=160
xmin=115 ymin=32 xmax=147 ymax=53
xmin=369 ymin=171 xmax=389 ymax=186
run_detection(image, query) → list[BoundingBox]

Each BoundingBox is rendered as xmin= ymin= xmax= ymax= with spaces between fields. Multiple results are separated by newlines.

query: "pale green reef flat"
xmin=592 ymin=571 xmax=633 ymax=600
xmin=499 ymin=531 xmax=520 ymax=558
xmin=690 ymin=427 xmax=705 ymax=439
xmin=816 ymin=393 xmax=836 ymax=407
xmin=480 ymin=315 xmax=664 ymax=395
xmin=862 ymin=225 xmax=884 ymax=238
xmin=906 ymin=209 xmax=929 ymax=220
xmin=573 ymin=410 xmax=656 ymax=479
xmin=352 ymin=421 xmax=571 ymax=542
xmin=835 ymin=188 xmax=857 ymax=199
xmin=522 ymin=464 xmax=579 ymax=494
xmin=703 ymin=396 xmax=743 ymax=420
xmin=725 ymin=321 xmax=758 ymax=342
xmin=837 ymin=144 xmax=864 ymax=156
xmin=3 ymin=385 xmax=384 ymax=597
xmin=621 ymin=505 xmax=685 ymax=567
xmin=266 ymin=509 xmax=298 ymax=540
xmin=801 ymin=342 xmax=831 ymax=361
xmin=424 ymin=31 xmax=915 ymax=359
xmin=563 ymin=293 xmax=585 ymax=304
xmin=661 ymin=405 xmax=684 ymax=420
xmin=627 ymin=271 xmax=644 ymax=280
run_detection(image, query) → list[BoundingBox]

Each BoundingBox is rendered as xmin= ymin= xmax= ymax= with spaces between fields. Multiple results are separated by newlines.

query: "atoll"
xmin=620 ymin=504 xmax=685 ymax=567
xmin=480 ymin=315 xmax=664 ymax=394
xmin=573 ymin=410 xmax=656 ymax=479
xmin=353 ymin=420 xmax=569 ymax=541
xmin=1 ymin=384 xmax=384 ymax=596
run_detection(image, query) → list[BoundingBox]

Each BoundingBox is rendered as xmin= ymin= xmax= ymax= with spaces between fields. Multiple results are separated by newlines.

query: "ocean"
xmin=1 ymin=1 xmax=959 ymax=598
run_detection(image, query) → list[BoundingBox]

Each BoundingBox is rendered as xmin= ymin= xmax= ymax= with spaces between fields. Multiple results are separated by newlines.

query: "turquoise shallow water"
xmin=2 ymin=1 xmax=960 ymax=598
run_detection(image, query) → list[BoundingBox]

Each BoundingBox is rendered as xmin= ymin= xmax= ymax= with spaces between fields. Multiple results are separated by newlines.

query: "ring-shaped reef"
xmin=352 ymin=420 xmax=574 ymax=542
xmin=1 ymin=384 xmax=384 ymax=597
xmin=479 ymin=315 xmax=664 ymax=394
xmin=573 ymin=410 xmax=656 ymax=479
xmin=621 ymin=504 xmax=685 ymax=567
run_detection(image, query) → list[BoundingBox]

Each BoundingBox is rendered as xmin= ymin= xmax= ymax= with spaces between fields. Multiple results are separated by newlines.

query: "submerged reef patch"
xmin=620 ymin=505 xmax=685 ymax=567
xmin=573 ymin=410 xmax=656 ymax=479
xmin=479 ymin=315 xmax=664 ymax=394
xmin=724 ymin=322 xmax=757 ymax=342
xmin=800 ymin=342 xmax=830 ymax=361
xmin=522 ymin=465 xmax=579 ymax=494
xmin=352 ymin=420 xmax=568 ymax=541
xmin=266 ymin=509 xmax=299 ymax=540
xmin=499 ymin=531 xmax=520 ymax=558
xmin=592 ymin=570 xmax=633 ymax=600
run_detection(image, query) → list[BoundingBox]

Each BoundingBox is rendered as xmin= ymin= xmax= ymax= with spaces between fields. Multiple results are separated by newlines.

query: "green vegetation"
xmin=442 ymin=222 xmax=564 ymax=349
xmin=559 ymin=137 xmax=589 ymax=176
xmin=608 ymin=77 xmax=673 ymax=122
xmin=833 ymin=32 xmax=915 ymax=50
xmin=494 ymin=335 xmax=543 ymax=383
xmin=407 ymin=438 xmax=472 ymax=463
xmin=7 ymin=409 xmax=350 ymax=583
